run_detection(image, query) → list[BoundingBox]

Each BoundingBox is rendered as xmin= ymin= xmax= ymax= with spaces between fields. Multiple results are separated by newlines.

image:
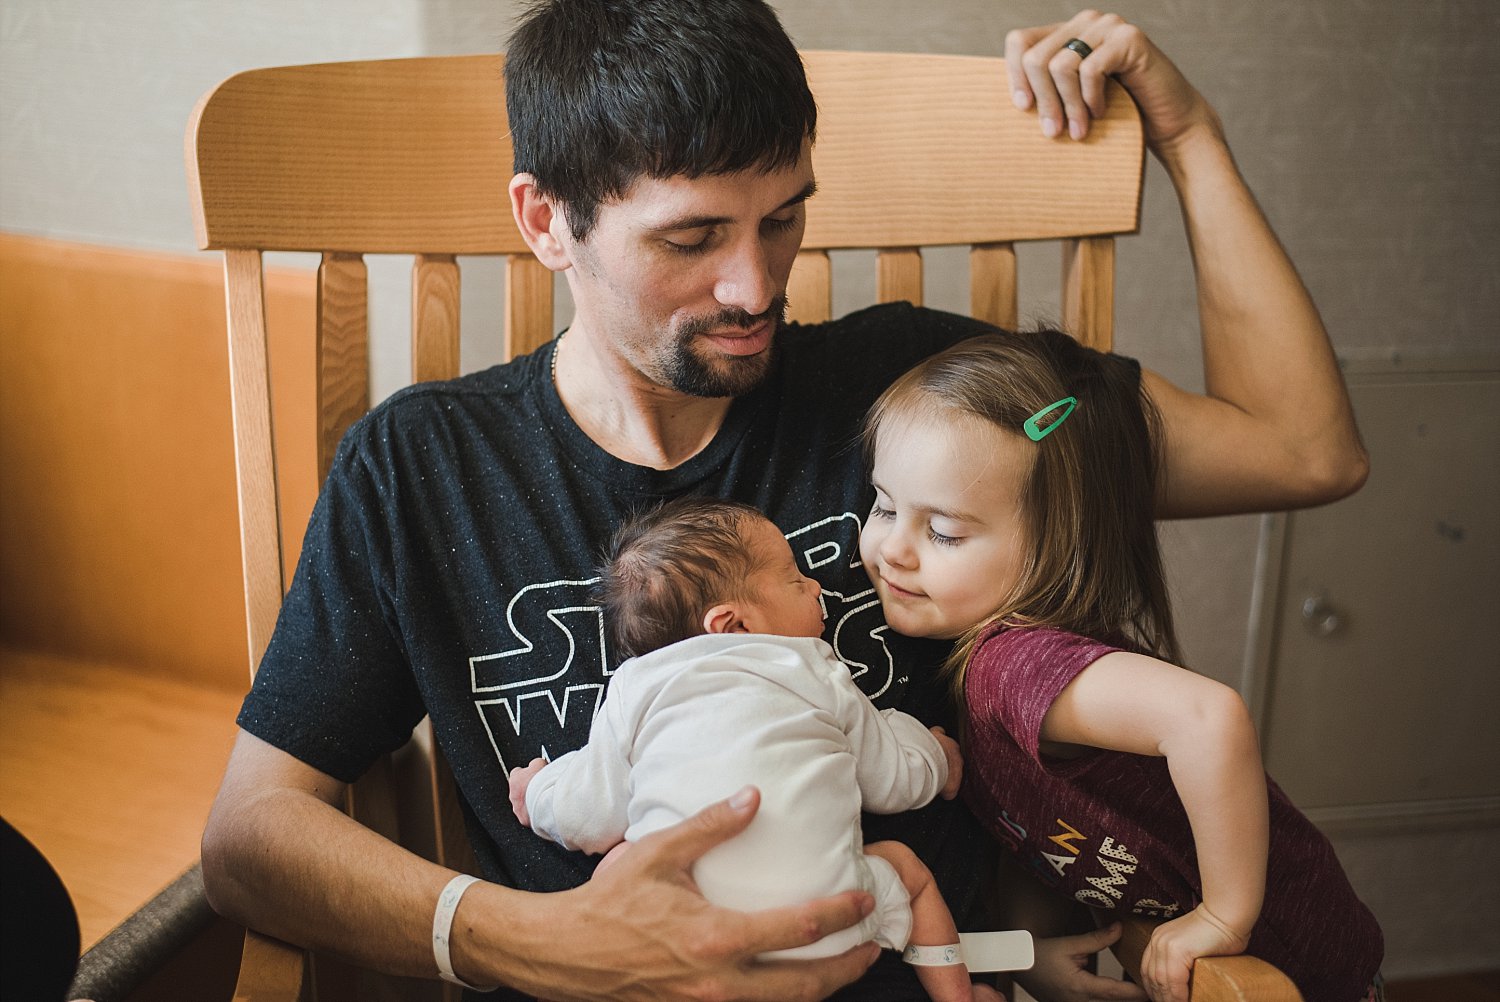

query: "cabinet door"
xmin=1263 ymin=367 xmax=1499 ymax=811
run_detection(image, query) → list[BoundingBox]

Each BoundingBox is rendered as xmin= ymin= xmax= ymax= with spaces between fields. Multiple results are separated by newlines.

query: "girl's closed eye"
xmin=927 ymin=526 xmax=961 ymax=547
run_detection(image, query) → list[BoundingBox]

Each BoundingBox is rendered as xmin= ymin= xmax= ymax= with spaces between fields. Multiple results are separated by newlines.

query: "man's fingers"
xmin=1003 ymin=23 xmax=1058 ymax=109
xmin=736 ymin=943 xmax=881 ymax=1002
xmin=1018 ymin=22 xmax=1078 ymax=137
xmin=1009 ymin=10 xmax=1141 ymax=141
xmin=736 ymin=891 xmax=876 ymax=956
xmin=642 ymin=786 xmax=760 ymax=871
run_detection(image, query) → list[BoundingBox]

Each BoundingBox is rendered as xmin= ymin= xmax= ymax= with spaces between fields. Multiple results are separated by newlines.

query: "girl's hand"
xmin=507 ymin=756 xmax=548 ymax=827
xmin=930 ymin=726 xmax=964 ymax=799
xmin=1004 ymin=11 xmax=1222 ymax=156
xmin=1139 ymin=905 xmax=1250 ymax=1002
xmin=1016 ymin=924 xmax=1147 ymax=1002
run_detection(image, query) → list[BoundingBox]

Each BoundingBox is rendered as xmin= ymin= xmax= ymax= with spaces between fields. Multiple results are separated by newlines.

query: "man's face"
xmin=560 ymin=145 xmax=814 ymax=398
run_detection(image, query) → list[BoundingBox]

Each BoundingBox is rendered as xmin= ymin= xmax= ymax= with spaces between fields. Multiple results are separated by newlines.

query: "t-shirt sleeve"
xmin=964 ymin=628 xmax=1123 ymax=764
xmin=235 ymin=422 xmax=425 ymax=783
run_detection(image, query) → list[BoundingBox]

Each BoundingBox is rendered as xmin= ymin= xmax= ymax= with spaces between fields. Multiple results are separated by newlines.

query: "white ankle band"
xmin=902 ymin=943 xmax=964 ymax=966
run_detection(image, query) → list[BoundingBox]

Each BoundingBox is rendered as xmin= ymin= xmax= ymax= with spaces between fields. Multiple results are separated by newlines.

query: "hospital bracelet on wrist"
xmin=432 ymin=873 xmax=499 ymax=991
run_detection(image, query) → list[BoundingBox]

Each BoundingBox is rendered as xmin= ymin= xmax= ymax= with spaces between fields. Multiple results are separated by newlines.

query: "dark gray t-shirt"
xmin=240 ymin=303 xmax=1006 ymax=999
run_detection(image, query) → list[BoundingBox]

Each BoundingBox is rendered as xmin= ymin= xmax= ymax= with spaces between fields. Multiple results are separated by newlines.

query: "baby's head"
xmin=598 ymin=496 xmax=825 ymax=660
xmin=859 ymin=329 xmax=1177 ymax=661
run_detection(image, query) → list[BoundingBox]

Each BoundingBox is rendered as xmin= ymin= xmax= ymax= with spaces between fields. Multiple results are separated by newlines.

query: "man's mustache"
xmin=677 ymin=295 xmax=788 ymax=339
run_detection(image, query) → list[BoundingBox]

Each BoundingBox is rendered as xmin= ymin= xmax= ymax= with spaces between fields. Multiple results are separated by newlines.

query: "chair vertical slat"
xmin=969 ymin=243 xmax=1019 ymax=331
xmin=231 ymin=929 xmax=310 ymax=1002
xmin=413 ymin=254 xmax=461 ymax=383
xmin=786 ymin=249 xmax=832 ymax=325
xmin=223 ymin=249 xmax=285 ymax=678
xmin=430 ymin=739 xmax=482 ymax=876
xmin=316 ymin=253 xmax=371 ymax=480
xmin=877 ymin=248 xmax=923 ymax=306
xmin=1062 ymin=236 xmax=1115 ymax=351
xmin=504 ymin=254 xmax=554 ymax=362
xmin=345 ymin=754 xmax=402 ymax=845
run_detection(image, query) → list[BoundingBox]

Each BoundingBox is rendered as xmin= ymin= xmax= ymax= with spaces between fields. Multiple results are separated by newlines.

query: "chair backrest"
xmin=187 ymin=50 xmax=1143 ymax=1000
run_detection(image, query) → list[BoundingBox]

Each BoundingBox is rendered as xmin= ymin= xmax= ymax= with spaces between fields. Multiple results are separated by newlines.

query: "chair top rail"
xmin=187 ymin=51 xmax=1142 ymax=256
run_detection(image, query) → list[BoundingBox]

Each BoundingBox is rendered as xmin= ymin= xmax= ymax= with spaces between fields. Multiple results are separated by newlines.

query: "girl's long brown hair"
xmin=863 ymin=330 xmax=1180 ymax=708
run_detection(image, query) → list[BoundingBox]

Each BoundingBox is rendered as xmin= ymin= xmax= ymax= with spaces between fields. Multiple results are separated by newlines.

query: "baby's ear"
xmin=702 ymin=603 xmax=745 ymax=635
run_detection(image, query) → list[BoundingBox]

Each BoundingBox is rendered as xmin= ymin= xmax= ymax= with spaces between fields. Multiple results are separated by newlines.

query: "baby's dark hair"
xmin=597 ymin=496 xmax=769 ymax=660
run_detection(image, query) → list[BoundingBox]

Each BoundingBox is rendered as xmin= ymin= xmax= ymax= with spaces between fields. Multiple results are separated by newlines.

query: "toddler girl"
xmin=859 ymin=331 xmax=1382 ymax=1002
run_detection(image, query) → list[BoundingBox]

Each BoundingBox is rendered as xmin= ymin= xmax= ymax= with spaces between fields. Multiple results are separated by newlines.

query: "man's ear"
xmin=703 ymin=603 xmax=747 ymax=635
xmin=508 ymin=173 xmax=572 ymax=271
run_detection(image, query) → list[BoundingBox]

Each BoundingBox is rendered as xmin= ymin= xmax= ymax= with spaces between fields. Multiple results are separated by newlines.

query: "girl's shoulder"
xmin=968 ymin=624 xmax=1128 ymax=700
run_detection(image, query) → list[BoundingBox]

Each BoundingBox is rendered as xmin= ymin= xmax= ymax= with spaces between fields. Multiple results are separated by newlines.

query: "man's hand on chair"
xmin=1004 ymin=10 xmax=1223 ymax=156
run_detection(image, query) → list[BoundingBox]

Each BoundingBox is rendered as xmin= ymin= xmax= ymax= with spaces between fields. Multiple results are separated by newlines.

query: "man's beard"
xmin=660 ymin=295 xmax=787 ymax=398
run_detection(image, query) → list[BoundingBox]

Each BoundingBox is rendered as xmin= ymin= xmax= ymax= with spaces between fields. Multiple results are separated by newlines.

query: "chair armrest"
xmin=1111 ymin=916 xmax=1304 ymax=1002
xmin=231 ymin=929 xmax=310 ymax=1002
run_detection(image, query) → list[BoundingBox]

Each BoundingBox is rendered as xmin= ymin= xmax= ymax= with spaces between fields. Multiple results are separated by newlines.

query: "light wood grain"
xmin=413 ymin=254 xmax=461 ymax=382
xmin=316 ymin=253 xmax=371 ymax=485
xmin=187 ymin=51 xmax=1141 ymax=255
xmin=800 ymin=51 xmax=1142 ymax=248
xmin=787 ymin=249 xmax=832 ymax=325
xmin=505 ymin=253 xmax=555 ymax=360
xmin=0 ymin=649 xmax=242 ymax=949
xmin=225 ymin=249 xmax=287 ymax=671
xmin=1062 ymin=236 xmax=1116 ymax=351
xmin=877 ymin=248 xmax=923 ymax=306
xmin=970 ymin=243 xmax=1019 ymax=331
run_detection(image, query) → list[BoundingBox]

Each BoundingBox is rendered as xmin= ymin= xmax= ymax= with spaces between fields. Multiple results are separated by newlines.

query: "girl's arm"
xmin=1040 ymin=651 xmax=1268 ymax=1002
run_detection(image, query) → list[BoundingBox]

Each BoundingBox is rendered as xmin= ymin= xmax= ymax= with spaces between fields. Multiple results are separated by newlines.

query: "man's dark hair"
xmin=596 ymin=496 xmax=768 ymax=660
xmin=506 ymin=0 xmax=817 ymax=240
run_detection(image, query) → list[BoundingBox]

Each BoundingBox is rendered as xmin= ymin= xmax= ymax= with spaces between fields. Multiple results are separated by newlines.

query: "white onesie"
xmin=524 ymin=633 xmax=949 ymax=958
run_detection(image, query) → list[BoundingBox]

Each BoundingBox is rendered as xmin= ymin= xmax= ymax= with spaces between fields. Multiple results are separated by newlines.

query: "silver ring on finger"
xmin=1062 ymin=37 xmax=1093 ymax=60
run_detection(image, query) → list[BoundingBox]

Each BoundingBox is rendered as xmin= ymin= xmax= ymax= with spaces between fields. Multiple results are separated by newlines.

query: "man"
xmin=201 ymin=3 xmax=1368 ymax=1000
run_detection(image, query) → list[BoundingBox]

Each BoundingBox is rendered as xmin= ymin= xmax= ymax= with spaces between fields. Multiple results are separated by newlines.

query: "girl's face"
xmin=859 ymin=409 xmax=1033 ymax=640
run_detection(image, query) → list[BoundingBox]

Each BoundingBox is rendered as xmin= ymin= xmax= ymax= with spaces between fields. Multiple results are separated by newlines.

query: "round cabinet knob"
xmin=1301 ymin=595 xmax=1343 ymax=636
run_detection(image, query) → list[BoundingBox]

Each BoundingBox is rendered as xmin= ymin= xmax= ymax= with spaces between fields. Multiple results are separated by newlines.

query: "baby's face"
xmin=733 ymin=517 xmax=827 ymax=639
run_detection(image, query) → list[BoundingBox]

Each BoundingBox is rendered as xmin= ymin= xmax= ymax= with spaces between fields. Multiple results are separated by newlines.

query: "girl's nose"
xmin=880 ymin=528 xmax=916 ymax=569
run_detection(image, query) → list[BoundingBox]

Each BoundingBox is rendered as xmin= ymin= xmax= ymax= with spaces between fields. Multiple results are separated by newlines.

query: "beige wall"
xmin=4 ymin=0 xmax=1497 ymax=978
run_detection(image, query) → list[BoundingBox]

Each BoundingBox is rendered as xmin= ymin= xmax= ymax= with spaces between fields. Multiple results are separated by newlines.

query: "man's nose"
xmin=713 ymin=237 xmax=776 ymax=317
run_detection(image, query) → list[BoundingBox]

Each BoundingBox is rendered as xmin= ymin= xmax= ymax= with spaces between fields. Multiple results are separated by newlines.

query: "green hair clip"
xmin=1023 ymin=396 xmax=1078 ymax=442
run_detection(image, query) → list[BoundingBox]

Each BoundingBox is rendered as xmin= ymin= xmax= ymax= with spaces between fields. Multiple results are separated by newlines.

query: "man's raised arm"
xmin=1007 ymin=12 xmax=1369 ymax=518
xmin=202 ymin=731 xmax=878 ymax=1001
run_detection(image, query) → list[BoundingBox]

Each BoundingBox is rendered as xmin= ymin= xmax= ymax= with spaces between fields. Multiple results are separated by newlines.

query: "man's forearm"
xmin=202 ymin=779 xmax=468 ymax=980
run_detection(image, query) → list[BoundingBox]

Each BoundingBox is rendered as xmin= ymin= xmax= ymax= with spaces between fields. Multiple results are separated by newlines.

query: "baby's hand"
xmin=507 ymin=757 xmax=548 ymax=828
xmin=1139 ymin=905 xmax=1250 ymax=1002
xmin=930 ymin=726 xmax=963 ymax=799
